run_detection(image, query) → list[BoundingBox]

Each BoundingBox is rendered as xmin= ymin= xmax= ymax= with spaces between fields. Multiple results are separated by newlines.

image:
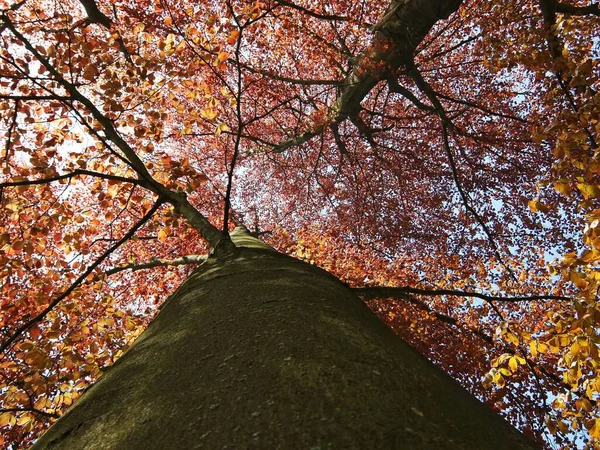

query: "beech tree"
xmin=0 ymin=0 xmax=599 ymax=448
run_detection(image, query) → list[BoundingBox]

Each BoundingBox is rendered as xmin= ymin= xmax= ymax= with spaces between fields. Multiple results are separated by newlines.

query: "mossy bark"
xmin=34 ymin=232 xmax=536 ymax=449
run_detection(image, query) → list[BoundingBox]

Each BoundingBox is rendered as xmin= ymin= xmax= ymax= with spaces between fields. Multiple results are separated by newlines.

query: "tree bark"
xmin=33 ymin=232 xmax=536 ymax=449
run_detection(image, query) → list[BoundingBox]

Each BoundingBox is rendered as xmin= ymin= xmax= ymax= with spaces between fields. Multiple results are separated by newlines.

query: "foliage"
xmin=0 ymin=0 xmax=599 ymax=448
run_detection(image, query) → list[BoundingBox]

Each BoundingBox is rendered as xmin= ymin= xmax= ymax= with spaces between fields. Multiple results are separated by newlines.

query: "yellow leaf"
xmin=528 ymin=200 xmax=550 ymax=213
xmin=586 ymin=419 xmax=600 ymax=438
xmin=17 ymin=341 xmax=35 ymax=351
xmin=215 ymin=123 xmax=229 ymax=136
xmin=499 ymin=367 xmax=512 ymax=376
xmin=0 ymin=412 xmax=14 ymax=427
xmin=125 ymin=318 xmax=136 ymax=331
xmin=26 ymin=349 xmax=48 ymax=369
xmin=571 ymin=341 xmax=580 ymax=356
xmin=546 ymin=417 xmax=557 ymax=435
xmin=570 ymin=270 xmax=588 ymax=290
xmin=554 ymin=180 xmax=572 ymax=196
xmin=577 ymin=183 xmax=600 ymax=200
xmin=34 ymin=396 xmax=48 ymax=410
xmin=157 ymin=228 xmax=168 ymax=242
xmin=506 ymin=332 xmax=519 ymax=346
xmin=171 ymin=40 xmax=184 ymax=54
xmin=530 ymin=341 xmax=538 ymax=358
xmin=557 ymin=421 xmax=569 ymax=434
xmin=164 ymin=16 xmax=173 ymax=26
xmin=496 ymin=374 xmax=505 ymax=388
xmin=16 ymin=414 xmax=32 ymax=426
xmin=509 ymin=357 xmax=518 ymax=372
xmin=580 ymin=397 xmax=593 ymax=412
xmin=201 ymin=109 xmax=218 ymax=121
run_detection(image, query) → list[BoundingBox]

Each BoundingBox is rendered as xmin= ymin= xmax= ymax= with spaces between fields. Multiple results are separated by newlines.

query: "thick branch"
xmin=272 ymin=0 xmax=464 ymax=152
xmin=2 ymin=17 xmax=150 ymax=181
xmin=0 ymin=0 xmax=26 ymax=34
xmin=77 ymin=0 xmax=133 ymax=63
xmin=272 ymin=124 xmax=327 ymax=153
xmin=171 ymin=193 xmax=222 ymax=246
xmin=386 ymin=73 xmax=434 ymax=111
xmin=3 ymin=101 xmax=18 ymax=160
xmin=79 ymin=0 xmax=112 ymax=27
xmin=359 ymin=288 xmax=497 ymax=343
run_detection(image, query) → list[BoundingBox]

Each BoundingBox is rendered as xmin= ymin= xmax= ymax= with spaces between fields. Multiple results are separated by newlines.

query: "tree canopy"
xmin=0 ymin=0 xmax=599 ymax=448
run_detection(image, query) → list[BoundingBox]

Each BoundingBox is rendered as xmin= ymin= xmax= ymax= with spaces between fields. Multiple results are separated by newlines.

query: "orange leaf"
xmin=227 ymin=30 xmax=240 ymax=45
xmin=158 ymin=228 xmax=169 ymax=242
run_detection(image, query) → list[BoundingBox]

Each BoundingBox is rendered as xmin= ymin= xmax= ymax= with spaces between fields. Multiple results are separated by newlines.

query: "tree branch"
xmin=274 ymin=0 xmax=350 ymax=21
xmin=0 ymin=94 xmax=72 ymax=101
xmin=1 ymin=15 xmax=222 ymax=246
xmin=104 ymin=255 xmax=207 ymax=277
xmin=352 ymin=286 xmax=571 ymax=303
xmin=435 ymin=92 xmax=530 ymax=124
xmin=0 ymin=170 xmax=145 ymax=189
xmin=404 ymin=61 xmax=515 ymax=277
xmin=77 ymin=0 xmax=133 ymax=63
xmin=271 ymin=0 xmax=464 ymax=152
xmin=79 ymin=0 xmax=112 ymax=27
xmin=0 ymin=200 xmax=163 ymax=357
xmin=0 ymin=407 xmax=59 ymax=419
xmin=360 ymin=289 xmax=587 ymax=403
xmin=240 ymin=63 xmax=342 ymax=86
xmin=538 ymin=0 xmax=599 ymax=149
xmin=3 ymin=100 xmax=18 ymax=161
xmin=386 ymin=73 xmax=434 ymax=111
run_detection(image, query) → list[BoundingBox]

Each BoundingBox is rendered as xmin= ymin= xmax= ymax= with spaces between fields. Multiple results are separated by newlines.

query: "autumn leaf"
xmin=215 ymin=123 xmax=229 ymax=136
xmin=586 ymin=419 xmax=600 ymax=439
xmin=528 ymin=200 xmax=550 ymax=213
xmin=201 ymin=109 xmax=218 ymax=121
xmin=569 ymin=270 xmax=588 ymax=290
xmin=158 ymin=228 xmax=169 ymax=242
xmin=227 ymin=30 xmax=240 ymax=45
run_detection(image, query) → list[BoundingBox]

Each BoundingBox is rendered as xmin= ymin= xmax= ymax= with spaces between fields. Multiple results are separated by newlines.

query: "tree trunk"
xmin=33 ymin=231 xmax=536 ymax=449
